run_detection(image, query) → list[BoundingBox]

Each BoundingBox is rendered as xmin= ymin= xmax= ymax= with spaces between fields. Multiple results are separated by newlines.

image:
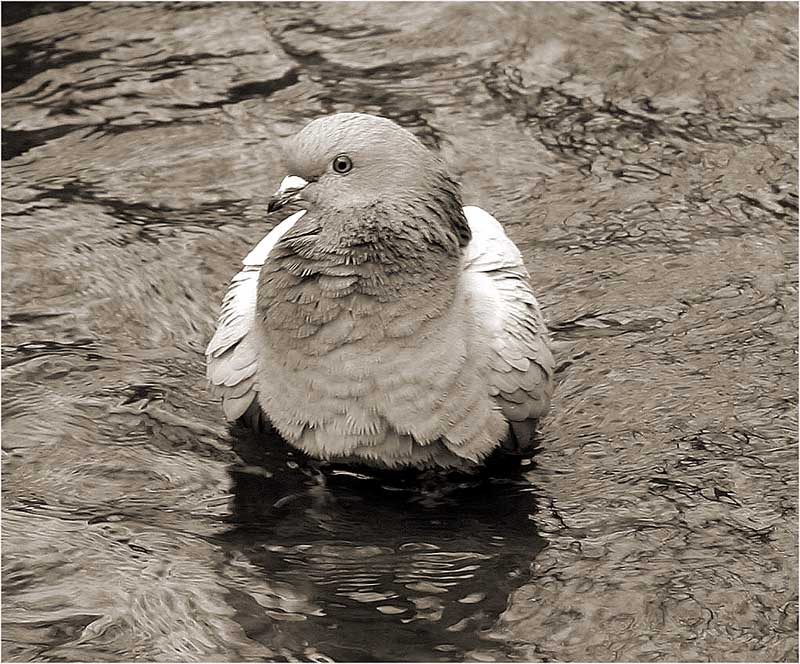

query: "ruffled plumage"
xmin=205 ymin=113 xmax=554 ymax=469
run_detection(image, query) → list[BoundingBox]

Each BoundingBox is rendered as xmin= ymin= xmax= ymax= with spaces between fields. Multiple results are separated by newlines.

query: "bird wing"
xmin=462 ymin=205 xmax=555 ymax=447
xmin=205 ymin=211 xmax=306 ymax=421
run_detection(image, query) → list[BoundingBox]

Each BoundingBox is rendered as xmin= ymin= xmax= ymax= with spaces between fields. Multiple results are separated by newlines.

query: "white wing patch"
xmin=205 ymin=210 xmax=305 ymax=421
xmin=462 ymin=206 xmax=555 ymax=441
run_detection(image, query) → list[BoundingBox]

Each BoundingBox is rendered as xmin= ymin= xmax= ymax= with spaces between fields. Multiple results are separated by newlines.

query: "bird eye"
xmin=332 ymin=155 xmax=353 ymax=174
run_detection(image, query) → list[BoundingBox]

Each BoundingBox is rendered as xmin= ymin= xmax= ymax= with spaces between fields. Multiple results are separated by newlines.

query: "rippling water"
xmin=2 ymin=2 xmax=798 ymax=661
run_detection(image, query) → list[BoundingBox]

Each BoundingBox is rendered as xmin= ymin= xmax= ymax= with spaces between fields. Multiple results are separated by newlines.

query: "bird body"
xmin=206 ymin=114 xmax=554 ymax=469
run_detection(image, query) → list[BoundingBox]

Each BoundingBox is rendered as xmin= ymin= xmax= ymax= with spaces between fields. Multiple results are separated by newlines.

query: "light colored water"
xmin=2 ymin=2 xmax=797 ymax=661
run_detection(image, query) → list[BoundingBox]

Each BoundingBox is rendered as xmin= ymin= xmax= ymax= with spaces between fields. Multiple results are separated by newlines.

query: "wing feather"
xmin=205 ymin=211 xmax=306 ymax=421
xmin=462 ymin=205 xmax=554 ymax=447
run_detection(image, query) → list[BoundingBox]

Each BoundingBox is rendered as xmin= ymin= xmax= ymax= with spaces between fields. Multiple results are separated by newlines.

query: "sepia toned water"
xmin=2 ymin=2 xmax=797 ymax=661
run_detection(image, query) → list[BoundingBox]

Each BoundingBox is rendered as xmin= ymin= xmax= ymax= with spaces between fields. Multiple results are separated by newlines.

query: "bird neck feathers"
xmin=255 ymin=195 xmax=468 ymax=344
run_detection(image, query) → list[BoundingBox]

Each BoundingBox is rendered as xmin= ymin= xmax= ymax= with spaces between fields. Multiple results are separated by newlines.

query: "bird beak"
xmin=268 ymin=175 xmax=309 ymax=213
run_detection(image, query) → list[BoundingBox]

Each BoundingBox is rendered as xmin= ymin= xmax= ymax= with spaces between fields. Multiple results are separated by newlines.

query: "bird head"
xmin=268 ymin=113 xmax=470 ymax=248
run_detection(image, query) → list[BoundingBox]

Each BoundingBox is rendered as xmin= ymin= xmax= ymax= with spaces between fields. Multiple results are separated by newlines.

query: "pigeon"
xmin=206 ymin=113 xmax=554 ymax=469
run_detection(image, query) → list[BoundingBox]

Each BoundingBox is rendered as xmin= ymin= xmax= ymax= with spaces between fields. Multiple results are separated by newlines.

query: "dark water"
xmin=2 ymin=2 xmax=798 ymax=661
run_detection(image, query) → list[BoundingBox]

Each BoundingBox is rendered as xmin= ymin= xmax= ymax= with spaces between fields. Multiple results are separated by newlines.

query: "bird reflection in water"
xmin=220 ymin=424 xmax=547 ymax=661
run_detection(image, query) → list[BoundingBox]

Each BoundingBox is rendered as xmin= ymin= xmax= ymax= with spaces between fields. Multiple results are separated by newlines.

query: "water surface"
xmin=2 ymin=2 xmax=798 ymax=661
